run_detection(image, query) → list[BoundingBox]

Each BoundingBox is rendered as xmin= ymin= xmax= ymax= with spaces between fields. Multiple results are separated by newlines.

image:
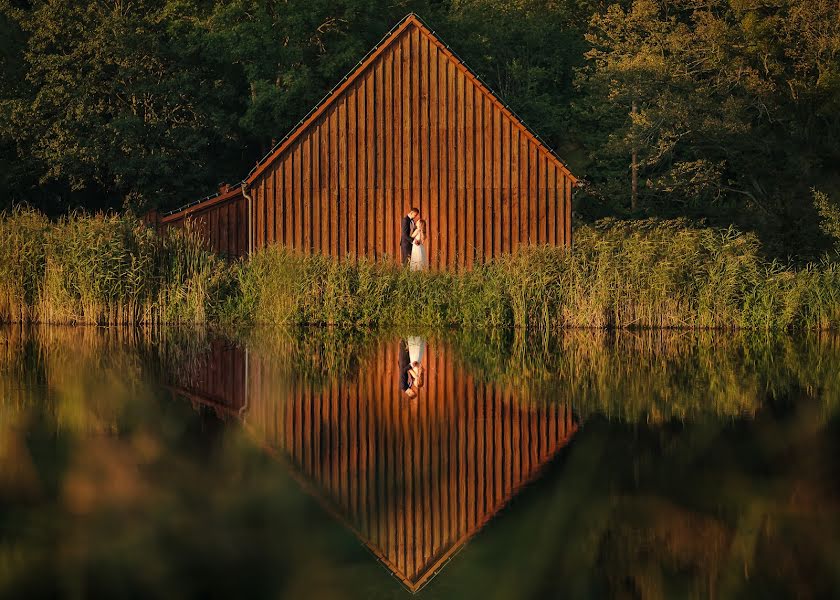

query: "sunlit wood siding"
xmin=248 ymin=16 xmax=576 ymax=269
xmin=158 ymin=186 xmax=247 ymax=258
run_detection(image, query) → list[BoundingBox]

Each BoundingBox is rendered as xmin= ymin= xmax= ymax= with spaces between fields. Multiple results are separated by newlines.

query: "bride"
xmin=410 ymin=219 xmax=428 ymax=271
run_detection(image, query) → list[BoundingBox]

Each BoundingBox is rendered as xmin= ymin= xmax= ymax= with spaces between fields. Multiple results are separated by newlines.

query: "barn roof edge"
xmin=163 ymin=12 xmax=577 ymax=218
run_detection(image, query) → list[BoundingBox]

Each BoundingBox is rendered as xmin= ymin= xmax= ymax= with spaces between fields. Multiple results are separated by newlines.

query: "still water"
xmin=1 ymin=326 xmax=838 ymax=598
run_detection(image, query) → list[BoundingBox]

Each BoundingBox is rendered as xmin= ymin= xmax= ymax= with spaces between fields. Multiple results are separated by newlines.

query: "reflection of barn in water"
xmin=169 ymin=338 xmax=577 ymax=592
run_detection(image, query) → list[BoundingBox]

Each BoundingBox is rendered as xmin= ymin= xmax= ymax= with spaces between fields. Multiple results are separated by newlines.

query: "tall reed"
xmin=4 ymin=209 xmax=840 ymax=330
xmin=0 ymin=208 xmax=230 ymax=325
xmin=235 ymin=219 xmax=840 ymax=331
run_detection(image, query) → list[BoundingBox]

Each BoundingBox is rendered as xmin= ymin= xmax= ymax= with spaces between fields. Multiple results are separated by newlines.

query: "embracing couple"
xmin=400 ymin=207 xmax=428 ymax=271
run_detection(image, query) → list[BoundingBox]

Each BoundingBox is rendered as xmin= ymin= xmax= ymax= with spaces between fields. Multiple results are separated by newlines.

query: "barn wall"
xmin=160 ymin=188 xmax=247 ymax=257
xmin=249 ymin=22 xmax=573 ymax=269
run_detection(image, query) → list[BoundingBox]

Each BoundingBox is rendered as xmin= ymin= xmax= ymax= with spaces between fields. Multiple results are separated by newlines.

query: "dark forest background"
xmin=1 ymin=0 xmax=838 ymax=256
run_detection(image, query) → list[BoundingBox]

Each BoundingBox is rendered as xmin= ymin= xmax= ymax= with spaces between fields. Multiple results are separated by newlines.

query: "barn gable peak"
xmin=243 ymin=12 xmax=576 ymax=187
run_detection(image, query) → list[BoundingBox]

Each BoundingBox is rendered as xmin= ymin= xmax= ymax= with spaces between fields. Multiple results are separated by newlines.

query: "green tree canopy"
xmin=575 ymin=0 xmax=840 ymax=251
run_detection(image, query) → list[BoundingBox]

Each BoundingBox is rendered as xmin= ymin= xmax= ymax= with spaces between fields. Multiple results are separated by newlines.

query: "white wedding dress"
xmin=409 ymin=232 xmax=428 ymax=271
xmin=407 ymin=336 xmax=426 ymax=364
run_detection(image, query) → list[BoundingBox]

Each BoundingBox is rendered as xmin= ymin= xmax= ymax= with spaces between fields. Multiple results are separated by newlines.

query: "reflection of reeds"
xmin=448 ymin=328 xmax=840 ymax=422
xmin=4 ymin=324 xmax=840 ymax=430
xmin=242 ymin=326 xmax=377 ymax=387
xmin=0 ymin=325 xmax=211 ymax=434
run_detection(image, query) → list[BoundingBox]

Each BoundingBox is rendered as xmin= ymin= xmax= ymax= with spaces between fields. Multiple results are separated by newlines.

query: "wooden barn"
xmin=153 ymin=13 xmax=577 ymax=269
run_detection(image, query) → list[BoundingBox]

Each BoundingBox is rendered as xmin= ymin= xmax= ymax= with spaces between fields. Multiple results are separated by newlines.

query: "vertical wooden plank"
xmin=374 ymin=57 xmax=384 ymax=261
xmin=275 ymin=162 xmax=283 ymax=251
xmin=520 ymin=134 xmax=529 ymax=248
xmin=218 ymin=204 xmax=228 ymax=256
xmin=311 ymin=129 xmax=320 ymax=253
xmin=253 ymin=178 xmax=263 ymax=250
xmin=306 ymin=127 xmax=321 ymax=253
xmin=539 ymin=153 xmax=548 ymax=244
xmin=281 ymin=158 xmax=290 ymax=248
xmin=456 ymin=69 xmax=466 ymax=270
xmin=473 ymin=92 xmax=484 ymax=266
xmin=236 ymin=193 xmax=245 ymax=255
xmin=366 ymin=68 xmax=376 ymax=258
xmin=392 ymin=38 xmax=403 ymax=259
xmin=465 ymin=78 xmax=475 ymax=270
xmin=501 ymin=116 xmax=510 ymax=254
xmin=419 ymin=33 xmax=429 ymax=238
xmin=304 ymin=133 xmax=313 ymax=253
xmin=566 ymin=174 xmax=573 ymax=246
xmin=529 ymin=142 xmax=538 ymax=246
xmin=226 ymin=203 xmax=233 ymax=257
xmin=438 ymin=51 xmax=448 ymax=270
xmin=383 ymin=51 xmax=394 ymax=261
xmin=292 ymin=143 xmax=302 ymax=250
xmin=447 ymin=59 xmax=456 ymax=270
xmin=266 ymin=165 xmax=275 ymax=248
xmin=411 ymin=27 xmax=421 ymax=222
xmin=320 ymin=114 xmax=330 ymax=254
xmin=356 ymin=76 xmax=367 ymax=259
xmin=548 ymin=162 xmax=556 ymax=246
xmin=484 ymin=94 xmax=493 ymax=260
xmin=330 ymin=106 xmax=339 ymax=258
xmin=493 ymin=109 xmax=502 ymax=258
xmin=338 ymin=98 xmax=348 ymax=258
xmin=428 ymin=43 xmax=439 ymax=270
xmin=348 ymin=85 xmax=358 ymax=259
xmin=401 ymin=33 xmax=411 ymax=222
xmin=511 ymin=128 xmax=520 ymax=253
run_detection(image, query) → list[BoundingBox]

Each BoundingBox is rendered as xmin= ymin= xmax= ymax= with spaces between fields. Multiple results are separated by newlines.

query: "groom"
xmin=400 ymin=207 xmax=420 ymax=265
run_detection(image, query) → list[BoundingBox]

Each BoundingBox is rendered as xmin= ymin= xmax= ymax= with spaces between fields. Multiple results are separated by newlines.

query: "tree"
xmin=575 ymin=0 xmax=840 ymax=252
xmin=1 ymin=0 xmax=244 ymax=210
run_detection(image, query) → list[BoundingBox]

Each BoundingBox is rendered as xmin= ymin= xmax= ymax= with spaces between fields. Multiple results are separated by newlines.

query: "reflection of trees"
xmin=1 ymin=325 xmax=839 ymax=598
xmin=510 ymin=394 xmax=840 ymax=599
xmin=450 ymin=329 xmax=840 ymax=422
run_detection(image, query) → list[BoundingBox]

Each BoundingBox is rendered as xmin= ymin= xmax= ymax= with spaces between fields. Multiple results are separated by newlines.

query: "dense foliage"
xmin=1 ymin=1 xmax=837 ymax=252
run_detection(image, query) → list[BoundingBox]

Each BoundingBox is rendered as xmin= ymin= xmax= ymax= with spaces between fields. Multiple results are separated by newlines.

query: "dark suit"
xmin=400 ymin=215 xmax=415 ymax=264
xmin=398 ymin=339 xmax=411 ymax=391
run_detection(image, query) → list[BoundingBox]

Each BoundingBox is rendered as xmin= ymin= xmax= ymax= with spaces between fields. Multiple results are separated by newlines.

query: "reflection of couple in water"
xmin=399 ymin=337 xmax=426 ymax=399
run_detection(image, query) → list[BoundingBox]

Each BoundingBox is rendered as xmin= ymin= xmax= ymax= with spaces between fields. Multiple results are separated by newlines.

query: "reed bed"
xmin=237 ymin=218 xmax=840 ymax=331
xmin=0 ymin=208 xmax=229 ymax=325
xmin=3 ymin=209 xmax=840 ymax=331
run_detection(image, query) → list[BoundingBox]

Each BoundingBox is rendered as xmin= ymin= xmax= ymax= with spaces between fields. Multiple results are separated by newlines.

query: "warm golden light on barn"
xmin=155 ymin=14 xmax=577 ymax=269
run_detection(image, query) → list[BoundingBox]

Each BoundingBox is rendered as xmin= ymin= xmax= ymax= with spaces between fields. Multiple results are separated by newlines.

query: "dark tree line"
xmin=1 ymin=0 xmax=838 ymax=254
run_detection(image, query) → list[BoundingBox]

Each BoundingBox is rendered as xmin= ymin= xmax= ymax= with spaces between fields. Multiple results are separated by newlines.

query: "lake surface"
xmin=1 ymin=326 xmax=839 ymax=598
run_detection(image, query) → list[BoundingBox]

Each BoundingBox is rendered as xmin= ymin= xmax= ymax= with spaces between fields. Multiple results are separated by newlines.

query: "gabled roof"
xmin=164 ymin=13 xmax=576 ymax=217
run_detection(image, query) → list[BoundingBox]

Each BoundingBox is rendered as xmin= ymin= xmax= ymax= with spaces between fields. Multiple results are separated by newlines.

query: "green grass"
xmin=3 ymin=209 xmax=840 ymax=331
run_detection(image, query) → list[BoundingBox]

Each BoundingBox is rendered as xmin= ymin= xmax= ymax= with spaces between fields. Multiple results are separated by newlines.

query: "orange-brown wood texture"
xmin=159 ymin=187 xmax=247 ymax=257
xmin=168 ymin=338 xmax=578 ymax=593
xmin=159 ymin=16 xmax=576 ymax=268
